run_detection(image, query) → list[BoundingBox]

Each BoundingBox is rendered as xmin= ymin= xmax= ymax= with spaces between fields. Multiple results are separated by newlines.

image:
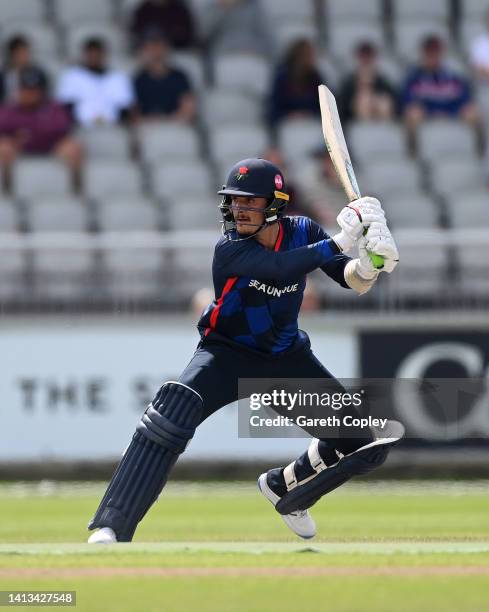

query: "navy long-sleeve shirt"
xmin=197 ymin=216 xmax=351 ymax=354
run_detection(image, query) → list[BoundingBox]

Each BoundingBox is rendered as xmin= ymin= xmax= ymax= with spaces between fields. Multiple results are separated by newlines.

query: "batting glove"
xmin=334 ymin=197 xmax=385 ymax=252
xmin=362 ymin=221 xmax=399 ymax=275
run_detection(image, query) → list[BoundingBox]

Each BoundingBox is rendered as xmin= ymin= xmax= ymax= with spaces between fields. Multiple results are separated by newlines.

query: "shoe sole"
xmin=257 ymin=473 xmax=316 ymax=540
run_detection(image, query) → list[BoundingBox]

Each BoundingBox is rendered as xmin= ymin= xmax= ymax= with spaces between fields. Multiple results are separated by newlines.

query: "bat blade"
xmin=318 ymin=84 xmax=361 ymax=202
xmin=318 ymin=84 xmax=384 ymax=269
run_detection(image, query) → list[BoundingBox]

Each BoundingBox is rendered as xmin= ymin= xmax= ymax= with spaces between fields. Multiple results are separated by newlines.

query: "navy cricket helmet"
xmin=218 ymin=158 xmax=289 ymax=235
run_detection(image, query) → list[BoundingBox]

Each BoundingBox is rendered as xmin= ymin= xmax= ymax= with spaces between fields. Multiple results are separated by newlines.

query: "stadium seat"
xmin=85 ymin=161 xmax=143 ymax=199
xmin=26 ymin=197 xmax=89 ymax=232
xmin=214 ymin=54 xmax=270 ymax=98
xmin=393 ymin=20 xmax=450 ymax=62
xmin=381 ymin=192 xmax=440 ymax=229
xmin=138 ymin=123 xmax=201 ymax=164
xmin=172 ymin=52 xmax=206 ymax=89
xmin=0 ymin=0 xmax=45 ymax=23
xmin=272 ymin=23 xmax=318 ymax=57
xmin=477 ymin=87 xmax=489 ymax=129
xmin=167 ymin=196 xmax=219 ymax=231
xmin=33 ymin=249 xmax=95 ymax=300
xmin=457 ymin=243 xmax=489 ymax=296
xmin=103 ymin=249 xmax=164 ymax=301
xmin=461 ymin=18 xmax=488 ymax=58
xmin=78 ymin=126 xmax=132 ymax=160
xmin=171 ymin=244 xmax=213 ymax=299
xmin=151 ymin=162 xmax=214 ymax=201
xmin=358 ymin=159 xmax=422 ymax=199
xmin=324 ymin=0 xmax=382 ymax=21
xmin=0 ymin=251 xmax=26 ymax=301
xmin=13 ymin=159 xmax=72 ymax=199
xmin=391 ymin=238 xmax=449 ymax=300
xmin=417 ymin=120 xmax=476 ymax=163
xmin=278 ymin=118 xmax=322 ymax=165
xmin=348 ymin=121 xmax=408 ymax=164
xmin=0 ymin=199 xmax=19 ymax=233
xmin=462 ymin=0 xmax=489 ymax=19
xmin=66 ymin=24 xmax=126 ymax=60
xmin=43 ymin=59 xmax=67 ymax=89
xmin=53 ymin=0 xmax=113 ymax=25
xmin=209 ymin=126 xmax=270 ymax=166
xmin=96 ymin=197 xmax=161 ymax=232
xmin=429 ymin=159 xmax=488 ymax=199
xmin=118 ymin=0 xmax=145 ymax=20
xmin=316 ymin=53 xmax=341 ymax=90
xmin=391 ymin=0 xmax=450 ymax=21
xmin=328 ymin=21 xmax=384 ymax=61
xmin=259 ymin=0 xmax=314 ymax=23
xmin=1 ymin=23 xmax=59 ymax=60
xmin=201 ymin=89 xmax=262 ymax=128
xmin=445 ymin=190 xmax=489 ymax=228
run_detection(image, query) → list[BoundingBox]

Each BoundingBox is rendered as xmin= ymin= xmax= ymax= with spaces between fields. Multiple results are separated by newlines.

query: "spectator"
xmin=57 ymin=37 xmax=134 ymax=127
xmin=0 ymin=67 xmax=82 ymax=191
xmin=130 ymin=0 xmax=196 ymax=50
xmin=0 ymin=35 xmax=47 ymax=103
xmin=268 ymin=39 xmax=324 ymax=127
xmin=133 ymin=30 xmax=195 ymax=121
xmin=201 ymin=0 xmax=271 ymax=57
xmin=337 ymin=41 xmax=397 ymax=124
xmin=470 ymin=8 xmax=489 ymax=82
xmin=401 ymin=35 xmax=480 ymax=143
xmin=295 ymin=146 xmax=348 ymax=228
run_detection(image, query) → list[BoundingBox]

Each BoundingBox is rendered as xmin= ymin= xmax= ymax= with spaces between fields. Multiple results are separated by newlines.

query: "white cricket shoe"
xmin=88 ymin=527 xmax=117 ymax=544
xmin=258 ymin=473 xmax=316 ymax=539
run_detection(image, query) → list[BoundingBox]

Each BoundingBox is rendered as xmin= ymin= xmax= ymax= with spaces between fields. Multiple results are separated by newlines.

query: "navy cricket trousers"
xmin=178 ymin=331 xmax=371 ymax=452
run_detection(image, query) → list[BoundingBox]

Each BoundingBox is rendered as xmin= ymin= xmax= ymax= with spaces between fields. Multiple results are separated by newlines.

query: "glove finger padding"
xmin=364 ymin=222 xmax=399 ymax=274
xmin=357 ymin=236 xmax=379 ymax=279
xmin=349 ymin=196 xmax=385 ymax=218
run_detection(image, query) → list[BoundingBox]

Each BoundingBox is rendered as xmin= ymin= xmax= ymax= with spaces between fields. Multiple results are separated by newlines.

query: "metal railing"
xmin=0 ymin=229 xmax=487 ymax=313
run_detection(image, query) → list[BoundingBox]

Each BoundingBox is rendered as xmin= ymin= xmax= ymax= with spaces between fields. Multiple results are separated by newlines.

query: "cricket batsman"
xmin=88 ymin=158 xmax=401 ymax=543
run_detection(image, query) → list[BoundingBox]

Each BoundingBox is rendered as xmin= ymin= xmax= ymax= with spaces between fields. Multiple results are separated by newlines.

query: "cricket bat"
xmin=318 ymin=84 xmax=384 ymax=269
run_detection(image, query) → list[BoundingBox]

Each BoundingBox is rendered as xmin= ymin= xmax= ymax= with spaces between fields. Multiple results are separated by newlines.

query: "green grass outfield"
xmin=0 ymin=481 xmax=488 ymax=612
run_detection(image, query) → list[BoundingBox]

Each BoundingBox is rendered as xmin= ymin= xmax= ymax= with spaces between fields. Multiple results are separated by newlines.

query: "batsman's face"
xmin=231 ymin=196 xmax=267 ymax=234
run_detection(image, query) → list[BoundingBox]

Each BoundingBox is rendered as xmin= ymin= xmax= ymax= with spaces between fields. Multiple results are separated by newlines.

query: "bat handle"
xmin=369 ymin=251 xmax=384 ymax=269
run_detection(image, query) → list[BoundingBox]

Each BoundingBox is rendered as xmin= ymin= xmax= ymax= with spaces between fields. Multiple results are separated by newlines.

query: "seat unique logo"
xmin=249 ymin=279 xmax=298 ymax=298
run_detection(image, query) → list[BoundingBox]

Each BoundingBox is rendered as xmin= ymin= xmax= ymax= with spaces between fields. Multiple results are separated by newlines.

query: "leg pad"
xmin=276 ymin=439 xmax=398 ymax=515
xmin=88 ymin=382 xmax=203 ymax=541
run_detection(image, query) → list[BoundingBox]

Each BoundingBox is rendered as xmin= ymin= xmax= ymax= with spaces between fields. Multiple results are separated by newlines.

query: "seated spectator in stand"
xmin=268 ymin=39 xmax=324 ymax=127
xmin=337 ymin=41 xmax=397 ymax=124
xmin=130 ymin=0 xmax=196 ymax=50
xmin=0 ymin=67 xmax=82 ymax=191
xmin=295 ymin=146 xmax=348 ymax=228
xmin=57 ymin=37 xmax=134 ymax=127
xmin=0 ymin=36 xmax=46 ymax=103
xmin=201 ymin=0 xmax=271 ymax=57
xmin=470 ymin=8 xmax=489 ymax=82
xmin=401 ymin=35 xmax=480 ymax=143
xmin=133 ymin=30 xmax=195 ymax=121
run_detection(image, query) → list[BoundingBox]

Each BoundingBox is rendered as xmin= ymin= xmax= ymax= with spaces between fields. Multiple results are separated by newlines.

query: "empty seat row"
xmin=349 ymin=119 xmax=480 ymax=164
xmin=45 ymin=0 xmax=486 ymax=30
xmin=1 ymin=13 xmax=479 ymax=68
xmin=0 ymin=192 xmax=220 ymax=233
